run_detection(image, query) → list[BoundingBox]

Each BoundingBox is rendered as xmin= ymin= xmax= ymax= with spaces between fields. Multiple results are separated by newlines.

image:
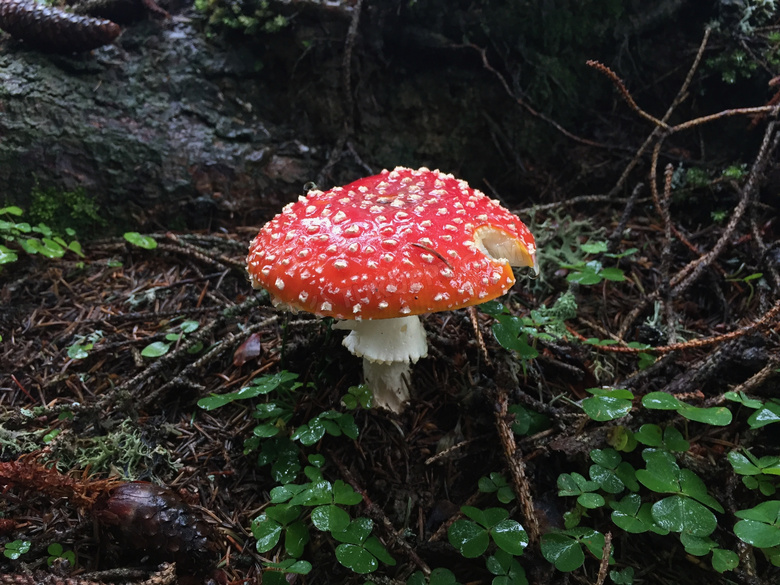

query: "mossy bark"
xmin=0 ymin=15 xmax=333 ymax=232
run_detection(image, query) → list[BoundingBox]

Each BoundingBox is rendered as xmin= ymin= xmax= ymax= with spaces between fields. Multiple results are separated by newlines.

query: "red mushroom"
xmin=247 ymin=167 xmax=537 ymax=412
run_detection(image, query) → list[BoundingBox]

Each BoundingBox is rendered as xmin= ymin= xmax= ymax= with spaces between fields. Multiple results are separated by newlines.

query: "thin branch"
xmin=575 ymin=298 xmax=780 ymax=355
xmin=494 ymin=390 xmax=540 ymax=546
xmin=660 ymin=164 xmax=677 ymax=344
xmin=586 ymin=60 xmax=669 ymax=129
xmin=595 ymin=532 xmax=613 ymax=585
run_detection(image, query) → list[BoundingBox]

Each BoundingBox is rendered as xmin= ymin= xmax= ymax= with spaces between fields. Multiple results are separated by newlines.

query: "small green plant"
xmin=123 ymin=232 xmax=158 ymax=250
xmin=543 ymin=388 xmax=766 ymax=574
xmin=728 ymin=450 xmax=780 ymax=496
xmin=261 ymin=558 xmax=312 ymax=584
xmin=641 ymin=391 xmax=732 ymax=425
xmin=725 ymin=270 xmax=763 ymax=304
xmin=581 ymin=388 xmax=633 ymax=421
xmin=683 ymin=166 xmax=711 ymax=188
xmin=73 ymin=419 xmax=181 ymax=478
xmin=508 ymin=403 xmax=550 ymax=437
xmin=200 ymin=371 xmax=387 ymax=575
xmin=67 ymin=330 xmax=104 ymax=360
xmin=47 ymin=542 xmax=76 ymax=567
xmin=559 ymin=240 xmax=635 ymax=285
xmin=194 ymin=0 xmax=289 ymax=37
xmin=540 ymin=528 xmax=610 ymax=572
xmin=733 ymin=501 xmax=780 ymax=566
xmin=711 ymin=210 xmax=728 ymax=223
xmin=141 ymin=319 xmax=202 ymax=358
xmin=255 ymin=464 xmax=394 ymax=574
xmin=3 ymin=539 xmax=30 ymax=560
xmin=407 ymin=567 xmax=461 ymax=585
xmin=28 ymin=185 xmax=104 ymax=237
xmin=0 ymin=206 xmax=84 ymax=269
xmin=332 ymin=517 xmax=396 ymax=574
xmin=447 ymin=506 xmax=528 ymax=558
xmin=342 ymin=384 xmax=374 ymax=410
xmin=480 ymin=290 xmax=578 ymax=363
xmin=479 ymin=473 xmax=516 ymax=504
xmin=725 ymin=391 xmax=780 ymax=429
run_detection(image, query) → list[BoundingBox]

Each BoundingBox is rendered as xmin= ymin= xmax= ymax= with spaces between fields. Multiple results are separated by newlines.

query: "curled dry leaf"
xmin=233 ymin=331 xmax=263 ymax=366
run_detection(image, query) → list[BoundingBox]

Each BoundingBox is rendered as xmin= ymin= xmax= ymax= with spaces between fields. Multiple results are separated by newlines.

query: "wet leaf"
xmin=448 ymin=518 xmax=489 ymax=558
xmin=651 ymin=495 xmax=717 ymax=536
xmin=540 ymin=533 xmax=584 ymax=572
xmin=124 ymin=232 xmax=158 ymax=249
xmin=141 ymin=341 xmax=170 ymax=358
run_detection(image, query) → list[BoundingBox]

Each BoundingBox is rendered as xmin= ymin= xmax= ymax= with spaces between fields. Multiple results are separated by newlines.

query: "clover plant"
xmin=479 ymin=472 xmax=516 ymax=504
xmin=559 ymin=240 xmax=636 ymax=285
xmin=407 ymin=567 xmax=461 ymax=585
xmin=1 ymin=206 xmax=84 ymax=269
xmin=539 ymin=385 xmax=779 ymax=575
xmin=2 ymin=539 xmax=30 ymax=560
xmin=540 ymin=528 xmax=610 ymax=572
xmin=199 ymin=371 xmax=391 ymax=576
xmin=728 ymin=450 xmax=780 ymax=496
xmin=734 ymin=501 xmax=780 ymax=566
xmin=726 ymin=391 xmax=780 ymax=429
xmin=448 ymin=506 xmax=528 ymax=559
xmin=67 ymin=330 xmax=104 ymax=360
xmin=46 ymin=542 xmax=76 ymax=567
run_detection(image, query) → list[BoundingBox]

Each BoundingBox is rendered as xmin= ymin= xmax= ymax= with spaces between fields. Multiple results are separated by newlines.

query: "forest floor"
xmin=1 ymin=8 xmax=780 ymax=585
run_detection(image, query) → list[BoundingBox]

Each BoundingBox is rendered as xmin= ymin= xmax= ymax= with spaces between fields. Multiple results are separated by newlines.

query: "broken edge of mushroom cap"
xmin=474 ymin=225 xmax=539 ymax=277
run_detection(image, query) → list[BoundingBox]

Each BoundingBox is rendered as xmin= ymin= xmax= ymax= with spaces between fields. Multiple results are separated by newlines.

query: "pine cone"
xmin=95 ymin=482 xmax=219 ymax=574
xmin=0 ymin=0 xmax=121 ymax=52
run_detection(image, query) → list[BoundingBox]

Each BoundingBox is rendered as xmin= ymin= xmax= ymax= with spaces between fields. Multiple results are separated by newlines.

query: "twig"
xmin=673 ymin=105 xmax=780 ymax=132
xmin=586 ymin=60 xmax=669 ymax=129
xmin=751 ymin=213 xmax=780 ymax=292
xmin=595 ymin=532 xmax=612 ymax=585
xmin=606 ymin=27 xmax=708 ymax=198
xmin=468 ymin=306 xmax=492 ymax=367
xmin=342 ymin=0 xmax=362 ymax=133
xmin=575 ymin=298 xmax=780 ymax=355
xmin=494 ymin=390 xmax=540 ymax=546
xmin=708 ymin=357 xmax=780 ymax=405
xmin=138 ymin=315 xmax=278 ymax=409
xmin=427 ymin=490 xmax=481 ymax=544
xmin=519 ymin=193 xmax=636 ymax=215
xmin=660 ymin=164 xmax=677 ymax=344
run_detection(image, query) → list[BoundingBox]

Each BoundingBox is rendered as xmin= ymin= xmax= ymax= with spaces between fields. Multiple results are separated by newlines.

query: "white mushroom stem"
xmin=332 ymin=315 xmax=428 ymax=412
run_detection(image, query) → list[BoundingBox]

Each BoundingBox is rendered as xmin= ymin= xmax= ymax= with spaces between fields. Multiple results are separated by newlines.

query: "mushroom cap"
xmin=247 ymin=167 xmax=537 ymax=320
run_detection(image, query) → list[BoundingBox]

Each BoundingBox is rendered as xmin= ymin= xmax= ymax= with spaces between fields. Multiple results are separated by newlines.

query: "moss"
xmin=51 ymin=419 xmax=182 ymax=481
xmin=28 ymin=185 xmax=105 ymax=238
xmin=195 ymin=0 xmax=289 ymax=38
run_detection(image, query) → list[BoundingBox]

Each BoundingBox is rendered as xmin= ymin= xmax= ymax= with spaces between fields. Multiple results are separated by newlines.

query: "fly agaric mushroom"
xmin=247 ymin=167 xmax=537 ymax=412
